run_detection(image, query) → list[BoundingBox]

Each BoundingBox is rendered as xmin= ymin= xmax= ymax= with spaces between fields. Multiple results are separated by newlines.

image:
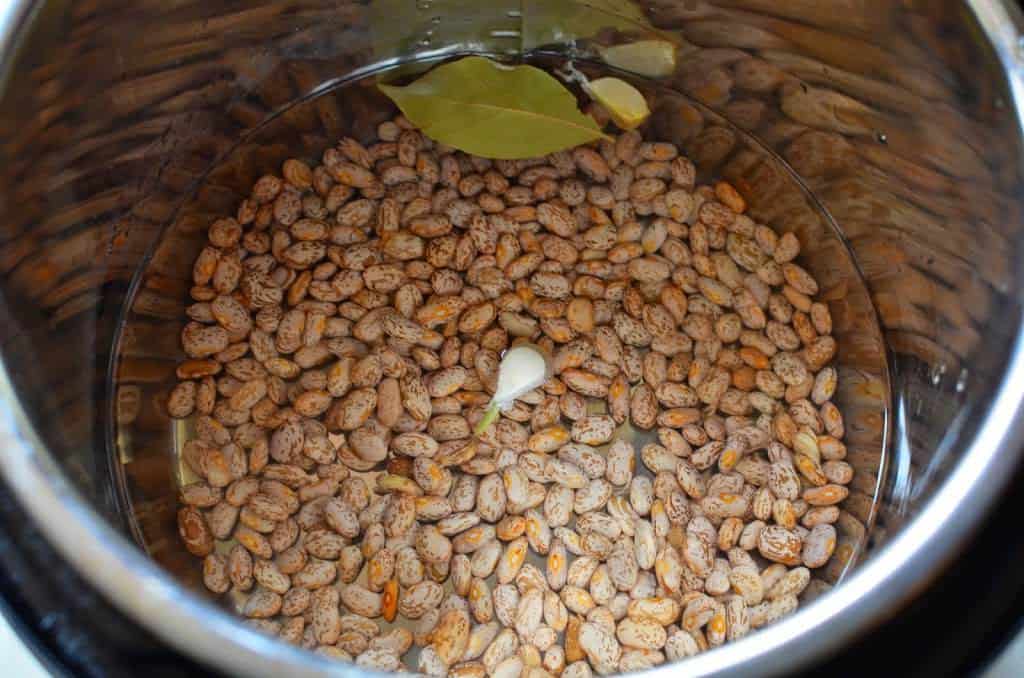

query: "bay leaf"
xmin=368 ymin=0 xmax=676 ymax=84
xmin=378 ymin=56 xmax=609 ymax=159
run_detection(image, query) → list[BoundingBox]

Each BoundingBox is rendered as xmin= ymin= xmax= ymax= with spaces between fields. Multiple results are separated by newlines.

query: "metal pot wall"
xmin=0 ymin=1 xmax=1022 ymax=676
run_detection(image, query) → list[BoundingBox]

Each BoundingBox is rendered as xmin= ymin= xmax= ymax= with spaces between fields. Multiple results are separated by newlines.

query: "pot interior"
xmin=0 ymin=0 xmax=1019 ymax=675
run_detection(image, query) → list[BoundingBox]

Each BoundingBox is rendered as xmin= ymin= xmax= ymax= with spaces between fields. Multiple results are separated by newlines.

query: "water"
xmin=110 ymin=52 xmax=892 ymax=635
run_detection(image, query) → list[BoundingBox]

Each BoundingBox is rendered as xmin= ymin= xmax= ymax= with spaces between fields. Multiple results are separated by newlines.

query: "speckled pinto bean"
xmin=172 ymin=110 xmax=852 ymax=673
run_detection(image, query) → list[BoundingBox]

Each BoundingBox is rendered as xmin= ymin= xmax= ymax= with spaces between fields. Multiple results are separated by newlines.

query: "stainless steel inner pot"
xmin=0 ymin=1 xmax=1021 ymax=676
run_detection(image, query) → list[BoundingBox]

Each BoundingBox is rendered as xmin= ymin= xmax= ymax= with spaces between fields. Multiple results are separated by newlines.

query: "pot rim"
xmin=1 ymin=1 xmax=1023 ymax=676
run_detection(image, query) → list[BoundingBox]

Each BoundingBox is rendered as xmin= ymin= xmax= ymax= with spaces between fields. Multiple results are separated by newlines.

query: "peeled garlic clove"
xmin=584 ymin=77 xmax=651 ymax=130
xmin=474 ymin=344 xmax=550 ymax=436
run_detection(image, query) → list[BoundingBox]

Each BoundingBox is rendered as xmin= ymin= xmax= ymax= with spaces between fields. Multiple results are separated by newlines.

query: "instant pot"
xmin=1 ymin=0 xmax=1023 ymax=676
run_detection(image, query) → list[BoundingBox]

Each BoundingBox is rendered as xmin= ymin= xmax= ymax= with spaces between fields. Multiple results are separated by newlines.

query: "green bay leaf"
xmin=378 ymin=56 xmax=609 ymax=159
